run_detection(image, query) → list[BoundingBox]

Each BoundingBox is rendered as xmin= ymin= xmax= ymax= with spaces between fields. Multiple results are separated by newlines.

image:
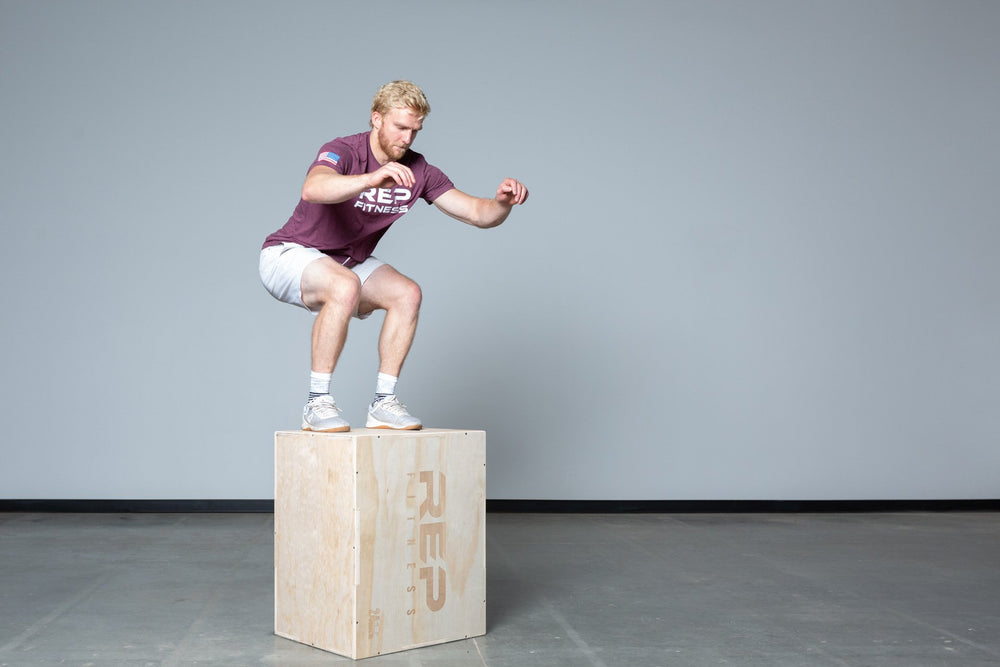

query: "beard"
xmin=376 ymin=128 xmax=408 ymax=162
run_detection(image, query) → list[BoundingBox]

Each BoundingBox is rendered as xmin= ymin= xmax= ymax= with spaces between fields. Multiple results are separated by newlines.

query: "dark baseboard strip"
xmin=1 ymin=498 xmax=998 ymax=513
xmin=487 ymin=499 xmax=1000 ymax=513
xmin=0 ymin=499 xmax=275 ymax=513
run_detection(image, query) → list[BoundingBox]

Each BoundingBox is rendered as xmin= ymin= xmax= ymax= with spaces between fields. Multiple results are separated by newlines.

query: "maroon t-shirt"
xmin=263 ymin=131 xmax=455 ymax=265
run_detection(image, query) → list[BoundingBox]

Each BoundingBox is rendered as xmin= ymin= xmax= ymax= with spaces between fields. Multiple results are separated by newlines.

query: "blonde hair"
xmin=370 ymin=80 xmax=430 ymax=127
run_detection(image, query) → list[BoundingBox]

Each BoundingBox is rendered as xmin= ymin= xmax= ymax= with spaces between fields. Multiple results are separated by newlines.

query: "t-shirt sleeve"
xmin=309 ymin=139 xmax=352 ymax=175
xmin=421 ymin=163 xmax=455 ymax=203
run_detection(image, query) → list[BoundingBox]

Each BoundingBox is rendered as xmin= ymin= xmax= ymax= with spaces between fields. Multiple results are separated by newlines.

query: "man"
xmin=259 ymin=81 xmax=529 ymax=432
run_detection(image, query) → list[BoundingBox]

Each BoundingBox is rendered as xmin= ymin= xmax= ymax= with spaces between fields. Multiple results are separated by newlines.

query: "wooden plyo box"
xmin=274 ymin=428 xmax=486 ymax=660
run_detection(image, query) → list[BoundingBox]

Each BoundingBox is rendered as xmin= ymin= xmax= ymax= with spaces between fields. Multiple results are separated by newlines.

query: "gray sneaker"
xmin=366 ymin=395 xmax=422 ymax=430
xmin=302 ymin=395 xmax=350 ymax=432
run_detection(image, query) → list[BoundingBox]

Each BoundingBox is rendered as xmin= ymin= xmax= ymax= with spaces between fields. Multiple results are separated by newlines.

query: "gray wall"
xmin=2 ymin=1 xmax=998 ymax=500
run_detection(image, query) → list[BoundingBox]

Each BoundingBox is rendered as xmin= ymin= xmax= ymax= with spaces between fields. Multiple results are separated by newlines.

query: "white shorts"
xmin=258 ymin=242 xmax=385 ymax=318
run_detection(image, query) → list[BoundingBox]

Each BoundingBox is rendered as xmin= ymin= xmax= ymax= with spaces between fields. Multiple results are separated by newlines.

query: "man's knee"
xmin=380 ymin=276 xmax=422 ymax=317
xmin=303 ymin=262 xmax=362 ymax=311
xmin=325 ymin=273 xmax=363 ymax=311
xmin=400 ymin=279 xmax=422 ymax=310
xmin=382 ymin=277 xmax=421 ymax=316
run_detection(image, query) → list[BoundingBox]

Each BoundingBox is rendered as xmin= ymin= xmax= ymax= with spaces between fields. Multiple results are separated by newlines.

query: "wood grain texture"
xmin=274 ymin=429 xmax=485 ymax=659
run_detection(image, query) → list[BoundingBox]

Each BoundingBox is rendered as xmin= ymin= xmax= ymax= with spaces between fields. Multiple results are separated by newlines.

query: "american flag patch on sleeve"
xmin=318 ymin=151 xmax=340 ymax=166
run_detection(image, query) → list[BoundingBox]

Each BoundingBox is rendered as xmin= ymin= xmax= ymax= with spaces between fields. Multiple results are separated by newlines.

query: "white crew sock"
xmin=309 ymin=371 xmax=332 ymax=401
xmin=375 ymin=372 xmax=398 ymax=399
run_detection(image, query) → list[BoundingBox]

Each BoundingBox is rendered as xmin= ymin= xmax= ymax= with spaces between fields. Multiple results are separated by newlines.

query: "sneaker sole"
xmin=301 ymin=425 xmax=351 ymax=433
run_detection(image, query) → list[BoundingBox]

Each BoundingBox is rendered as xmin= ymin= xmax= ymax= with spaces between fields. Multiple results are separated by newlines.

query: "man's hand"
xmin=370 ymin=162 xmax=416 ymax=189
xmin=495 ymin=178 xmax=529 ymax=206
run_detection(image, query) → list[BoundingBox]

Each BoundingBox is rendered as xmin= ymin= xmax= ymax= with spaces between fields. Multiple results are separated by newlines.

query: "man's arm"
xmin=301 ymin=163 xmax=417 ymax=204
xmin=433 ymin=178 xmax=529 ymax=229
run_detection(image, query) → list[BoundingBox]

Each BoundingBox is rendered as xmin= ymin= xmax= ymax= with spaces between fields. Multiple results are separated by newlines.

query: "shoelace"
xmin=376 ymin=397 xmax=408 ymax=415
xmin=310 ymin=397 xmax=341 ymax=417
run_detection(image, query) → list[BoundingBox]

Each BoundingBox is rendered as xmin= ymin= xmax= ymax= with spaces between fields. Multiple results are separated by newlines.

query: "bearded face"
xmin=372 ymin=107 xmax=424 ymax=163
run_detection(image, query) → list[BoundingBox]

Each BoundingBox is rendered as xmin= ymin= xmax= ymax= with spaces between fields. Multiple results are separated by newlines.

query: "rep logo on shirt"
xmin=354 ymin=187 xmax=412 ymax=214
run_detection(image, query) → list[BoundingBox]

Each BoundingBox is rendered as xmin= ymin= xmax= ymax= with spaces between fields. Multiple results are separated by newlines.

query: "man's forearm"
xmin=471 ymin=198 xmax=513 ymax=229
xmin=302 ymin=171 xmax=376 ymax=204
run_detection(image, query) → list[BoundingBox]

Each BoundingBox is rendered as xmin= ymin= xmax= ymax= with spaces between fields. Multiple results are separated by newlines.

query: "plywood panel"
xmin=274 ymin=428 xmax=485 ymax=659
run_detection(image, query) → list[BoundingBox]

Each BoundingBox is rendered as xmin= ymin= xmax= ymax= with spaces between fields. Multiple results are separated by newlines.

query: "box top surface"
xmin=274 ymin=428 xmax=485 ymax=436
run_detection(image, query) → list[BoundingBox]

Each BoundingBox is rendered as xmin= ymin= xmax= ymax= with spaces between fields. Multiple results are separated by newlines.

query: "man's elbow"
xmin=301 ymin=182 xmax=321 ymax=203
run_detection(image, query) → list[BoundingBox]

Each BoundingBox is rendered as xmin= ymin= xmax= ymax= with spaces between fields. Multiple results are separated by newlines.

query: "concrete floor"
xmin=0 ymin=512 xmax=998 ymax=666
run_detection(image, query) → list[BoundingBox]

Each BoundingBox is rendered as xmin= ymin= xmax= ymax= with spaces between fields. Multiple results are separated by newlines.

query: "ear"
xmin=371 ymin=111 xmax=383 ymax=130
